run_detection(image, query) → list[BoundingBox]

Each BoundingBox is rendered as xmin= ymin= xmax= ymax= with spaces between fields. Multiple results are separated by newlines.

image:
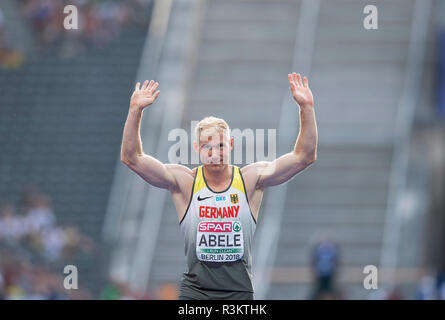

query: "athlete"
xmin=120 ymin=72 xmax=318 ymax=300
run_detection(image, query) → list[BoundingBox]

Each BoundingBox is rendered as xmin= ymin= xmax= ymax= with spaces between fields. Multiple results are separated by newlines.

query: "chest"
xmin=192 ymin=187 xmax=244 ymax=218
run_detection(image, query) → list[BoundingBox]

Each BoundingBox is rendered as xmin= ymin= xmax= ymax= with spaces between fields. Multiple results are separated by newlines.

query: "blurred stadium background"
xmin=0 ymin=0 xmax=444 ymax=300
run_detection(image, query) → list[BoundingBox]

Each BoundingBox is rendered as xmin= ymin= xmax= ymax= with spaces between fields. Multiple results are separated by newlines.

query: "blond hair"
xmin=195 ymin=116 xmax=230 ymax=144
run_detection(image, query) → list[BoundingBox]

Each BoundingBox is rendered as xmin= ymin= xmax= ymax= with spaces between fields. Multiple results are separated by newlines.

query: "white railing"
xmin=252 ymin=0 xmax=321 ymax=300
xmin=102 ymin=0 xmax=173 ymax=291
xmin=379 ymin=0 xmax=432 ymax=290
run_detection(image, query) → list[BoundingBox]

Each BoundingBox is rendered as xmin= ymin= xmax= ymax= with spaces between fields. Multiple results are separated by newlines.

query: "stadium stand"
xmin=0 ymin=0 xmax=154 ymax=298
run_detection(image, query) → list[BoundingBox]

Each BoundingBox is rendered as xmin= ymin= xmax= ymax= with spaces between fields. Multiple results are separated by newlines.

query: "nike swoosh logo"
xmin=197 ymin=195 xmax=213 ymax=201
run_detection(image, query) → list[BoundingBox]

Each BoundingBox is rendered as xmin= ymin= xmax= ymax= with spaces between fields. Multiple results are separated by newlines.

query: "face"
xmin=194 ymin=129 xmax=233 ymax=173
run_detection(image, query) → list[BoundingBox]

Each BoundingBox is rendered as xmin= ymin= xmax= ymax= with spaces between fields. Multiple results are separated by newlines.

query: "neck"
xmin=203 ymin=164 xmax=232 ymax=185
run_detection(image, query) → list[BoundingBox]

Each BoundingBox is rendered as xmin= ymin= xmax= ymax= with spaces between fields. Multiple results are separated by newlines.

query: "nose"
xmin=207 ymin=146 xmax=219 ymax=155
xmin=208 ymin=149 xmax=220 ymax=162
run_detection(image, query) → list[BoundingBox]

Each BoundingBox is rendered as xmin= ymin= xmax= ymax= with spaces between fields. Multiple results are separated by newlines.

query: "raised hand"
xmin=130 ymin=80 xmax=160 ymax=110
xmin=288 ymin=72 xmax=314 ymax=109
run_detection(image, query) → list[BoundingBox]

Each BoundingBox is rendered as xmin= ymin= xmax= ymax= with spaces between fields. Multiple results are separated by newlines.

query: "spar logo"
xmin=198 ymin=221 xmax=242 ymax=233
xmin=198 ymin=222 xmax=232 ymax=232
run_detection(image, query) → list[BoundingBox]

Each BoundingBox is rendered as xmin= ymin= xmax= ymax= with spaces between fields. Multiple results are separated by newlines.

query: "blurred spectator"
xmin=415 ymin=272 xmax=437 ymax=300
xmin=100 ymin=277 xmax=151 ymax=300
xmin=2 ymin=0 xmax=153 ymax=64
xmin=310 ymin=235 xmax=340 ymax=299
xmin=385 ymin=286 xmax=403 ymax=300
xmin=0 ymin=203 xmax=28 ymax=241
xmin=0 ymin=252 xmax=90 ymax=299
xmin=0 ymin=8 xmax=24 ymax=68
xmin=0 ymin=185 xmax=95 ymax=299
xmin=19 ymin=0 xmax=152 ymax=58
xmin=15 ymin=186 xmax=94 ymax=262
xmin=157 ymin=283 xmax=178 ymax=300
xmin=23 ymin=191 xmax=55 ymax=233
xmin=437 ymin=270 xmax=445 ymax=300
xmin=39 ymin=227 xmax=67 ymax=262
xmin=100 ymin=281 xmax=122 ymax=300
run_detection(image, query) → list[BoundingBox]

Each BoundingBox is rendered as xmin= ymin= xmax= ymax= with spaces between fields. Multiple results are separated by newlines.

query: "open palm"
xmin=130 ymin=80 xmax=160 ymax=110
xmin=288 ymin=72 xmax=313 ymax=108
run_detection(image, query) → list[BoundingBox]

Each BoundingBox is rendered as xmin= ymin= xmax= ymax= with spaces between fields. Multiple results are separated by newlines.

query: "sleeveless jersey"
xmin=179 ymin=165 xmax=257 ymax=297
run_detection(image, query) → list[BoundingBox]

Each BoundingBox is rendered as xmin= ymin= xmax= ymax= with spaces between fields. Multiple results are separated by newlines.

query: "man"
xmin=120 ymin=72 xmax=318 ymax=300
xmin=310 ymin=236 xmax=340 ymax=299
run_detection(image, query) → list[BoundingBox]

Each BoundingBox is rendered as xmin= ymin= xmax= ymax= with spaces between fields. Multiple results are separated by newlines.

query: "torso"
xmin=178 ymin=164 xmax=257 ymax=294
xmin=170 ymin=165 xmax=264 ymax=223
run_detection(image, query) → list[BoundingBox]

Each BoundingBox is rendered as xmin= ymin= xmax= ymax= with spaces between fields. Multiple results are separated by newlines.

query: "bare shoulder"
xmin=165 ymin=165 xmax=198 ymax=222
xmin=164 ymin=164 xmax=197 ymax=193
xmin=240 ymin=163 xmax=268 ymax=221
xmin=240 ymin=161 xmax=269 ymax=174
xmin=164 ymin=164 xmax=194 ymax=192
xmin=165 ymin=163 xmax=195 ymax=176
xmin=240 ymin=161 xmax=270 ymax=190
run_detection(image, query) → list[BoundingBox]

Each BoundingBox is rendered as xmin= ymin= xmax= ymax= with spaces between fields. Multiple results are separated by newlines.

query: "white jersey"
xmin=179 ymin=165 xmax=257 ymax=295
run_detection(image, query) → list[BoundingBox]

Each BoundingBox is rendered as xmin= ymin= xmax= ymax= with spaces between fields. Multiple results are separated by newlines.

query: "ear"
xmin=193 ymin=140 xmax=199 ymax=154
xmin=229 ymin=136 xmax=234 ymax=151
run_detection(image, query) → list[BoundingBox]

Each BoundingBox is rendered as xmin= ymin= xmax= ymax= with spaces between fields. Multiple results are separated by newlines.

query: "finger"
xmin=296 ymin=73 xmax=303 ymax=87
xmin=292 ymin=72 xmax=300 ymax=87
xmin=288 ymin=77 xmax=297 ymax=93
xmin=135 ymin=82 xmax=140 ymax=91
xmin=153 ymin=90 xmax=160 ymax=99
xmin=146 ymin=80 xmax=154 ymax=90
xmin=150 ymin=82 xmax=159 ymax=92
xmin=303 ymin=76 xmax=309 ymax=88
xmin=141 ymin=80 xmax=149 ymax=90
xmin=290 ymin=85 xmax=297 ymax=97
xmin=142 ymin=80 xmax=150 ymax=90
xmin=289 ymin=73 xmax=298 ymax=88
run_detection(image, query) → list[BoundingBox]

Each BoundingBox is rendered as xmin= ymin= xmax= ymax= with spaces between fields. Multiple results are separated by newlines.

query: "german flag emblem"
xmin=230 ymin=193 xmax=239 ymax=204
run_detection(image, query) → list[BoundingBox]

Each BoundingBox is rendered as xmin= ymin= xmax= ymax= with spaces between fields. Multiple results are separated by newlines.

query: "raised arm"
xmin=120 ymin=80 xmax=182 ymax=190
xmin=244 ymin=73 xmax=318 ymax=189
